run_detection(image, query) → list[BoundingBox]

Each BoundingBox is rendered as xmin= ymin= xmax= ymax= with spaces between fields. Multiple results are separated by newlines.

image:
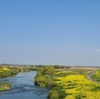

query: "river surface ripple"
xmin=0 ymin=71 xmax=49 ymax=99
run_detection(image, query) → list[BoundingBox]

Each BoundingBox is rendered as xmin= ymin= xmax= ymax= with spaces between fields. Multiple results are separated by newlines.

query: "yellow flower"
xmin=55 ymin=71 xmax=100 ymax=99
xmin=3 ymin=68 xmax=9 ymax=71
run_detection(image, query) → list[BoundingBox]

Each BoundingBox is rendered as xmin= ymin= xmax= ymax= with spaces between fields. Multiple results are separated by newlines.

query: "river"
xmin=0 ymin=71 xmax=49 ymax=99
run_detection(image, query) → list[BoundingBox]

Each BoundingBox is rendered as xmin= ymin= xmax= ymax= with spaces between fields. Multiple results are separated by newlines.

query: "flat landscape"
xmin=20 ymin=65 xmax=100 ymax=99
xmin=0 ymin=65 xmax=100 ymax=99
xmin=0 ymin=0 xmax=100 ymax=99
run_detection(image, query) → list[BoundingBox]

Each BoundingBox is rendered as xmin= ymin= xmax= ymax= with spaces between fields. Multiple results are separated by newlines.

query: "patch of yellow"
xmin=55 ymin=72 xmax=100 ymax=99
xmin=3 ymin=68 xmax=9 ymax=71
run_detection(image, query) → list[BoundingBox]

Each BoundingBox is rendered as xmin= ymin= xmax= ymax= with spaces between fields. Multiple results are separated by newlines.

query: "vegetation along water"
xmin=34 ymin=66 xmax=100 ymax=99
xmin=0 ymin=70 xmax=49 ymax=99
xmin=0 ymin=65 xmax=100 ymax=99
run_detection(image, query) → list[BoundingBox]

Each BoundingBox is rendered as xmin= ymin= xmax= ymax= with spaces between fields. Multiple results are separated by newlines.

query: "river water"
xmin=0 ymin=71 xmax=49 ymax=99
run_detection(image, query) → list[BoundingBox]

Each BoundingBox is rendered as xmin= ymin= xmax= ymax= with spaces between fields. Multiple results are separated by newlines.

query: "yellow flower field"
xmin=55 ymin=72 xmax=100 ymax=99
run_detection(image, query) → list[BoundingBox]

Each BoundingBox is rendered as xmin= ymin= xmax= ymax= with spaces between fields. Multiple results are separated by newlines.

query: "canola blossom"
xmin=0 ymin=67 xmax=9 ymax=72
xmin=55 ymin=72 xmax=100 ymax=99
xmin=3 ymin=68 xmax=9 ymax=71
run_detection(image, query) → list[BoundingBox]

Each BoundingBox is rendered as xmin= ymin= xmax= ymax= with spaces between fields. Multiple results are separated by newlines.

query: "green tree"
xmin=43 ymin=66 xmax=55 ymax=76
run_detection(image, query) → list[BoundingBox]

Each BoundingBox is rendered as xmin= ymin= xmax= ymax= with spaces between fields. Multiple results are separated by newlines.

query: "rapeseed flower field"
xmin=55 ymin=71 xmax=100 ymax=99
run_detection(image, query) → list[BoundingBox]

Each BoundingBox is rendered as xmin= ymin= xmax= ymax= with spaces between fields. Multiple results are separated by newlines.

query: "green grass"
xmin=91 ymin=74 xmax=100 ymax=81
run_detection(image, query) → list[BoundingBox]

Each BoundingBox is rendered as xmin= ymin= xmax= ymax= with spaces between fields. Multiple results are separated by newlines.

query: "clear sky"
xmin=0 ymin=0 xmax=100 ymax=66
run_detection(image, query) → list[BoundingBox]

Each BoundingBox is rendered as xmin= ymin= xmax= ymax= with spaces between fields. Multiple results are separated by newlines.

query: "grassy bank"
xmin=34 ymin=66 xmax=56 ymax=88
xmin=0 ymin=67 xmax=20 ymax=78
xmin=0 ymin=67 xmax=17 ymax=91
xmin=91 ymin=69 xmax=100 ymax=81
xmin=35 ymin=67 xmax=100 ymax=99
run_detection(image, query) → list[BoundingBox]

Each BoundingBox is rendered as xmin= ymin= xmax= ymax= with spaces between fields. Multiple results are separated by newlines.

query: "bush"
xmin=35 ymin=76 xmax=56 ymax=88
xmin=23 ymin=68 xmax=30 ymax=72
xmin=34 ymin=76 xmax=46 ymax=85
xmin=52 ymin=86 xmax=66 ymax=99
xmin=45 ymin=77 xmax=56 ymax=88
xmin=43 ymin=66 xmax=55 ymax=76
xmin=48 ymin=90 xmax=59 ymax=99
xmin=39 ymin=82 xmax=46 ymax=87
xmin=35 ymin=66 xmax=56 ymax=88
xmin=0 ymin=70 xmax=11 ymax=77
xmin=10 ymin=69 xmax=19 ymax=75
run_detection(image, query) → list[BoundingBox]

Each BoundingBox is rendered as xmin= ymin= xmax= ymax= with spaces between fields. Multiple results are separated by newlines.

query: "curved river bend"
xmin=0 ymin=71 xmax=49 ymax=99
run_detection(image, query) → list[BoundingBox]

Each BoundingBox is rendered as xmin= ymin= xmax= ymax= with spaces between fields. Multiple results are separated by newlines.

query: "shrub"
xmin=35 ymin=76 xmax=56 ymax=88
xmin=59 ymin=90 xmax=67 ymax=99
xmin=39 ymin=82 xmax=46 ymax=87
xmin=34 ymin=76 xmax=46 ymax=85
xmin=52 ymin=86 xmax=66 ymax=98
xmin=42 ymin=66 xmax=55 ymax=76
xmin=45 ymin=77 xmax=56 ymax=88
xmin=48 ymin=90 xmax=59 ymax=99
xmin=0 ymin=70 xmax=11 ymax=77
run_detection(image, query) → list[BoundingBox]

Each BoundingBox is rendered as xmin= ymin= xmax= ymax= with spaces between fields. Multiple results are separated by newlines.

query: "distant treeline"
xmin=0 ymin=64 xmax=71 ymax=69
xmin=0 ymin=64 xmax=99 ymax=71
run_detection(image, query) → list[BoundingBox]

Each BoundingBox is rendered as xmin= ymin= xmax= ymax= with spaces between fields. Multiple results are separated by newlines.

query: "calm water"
xmin=0 ymin=71 xmax=49 ymax=99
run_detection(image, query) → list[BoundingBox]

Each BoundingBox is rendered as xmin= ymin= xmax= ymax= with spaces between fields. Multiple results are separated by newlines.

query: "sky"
xmin=0 ymin=0 xmax=100 ymax=66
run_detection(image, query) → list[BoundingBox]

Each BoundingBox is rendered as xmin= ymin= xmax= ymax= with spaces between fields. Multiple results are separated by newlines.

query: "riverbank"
xmin=0 ymin=67 xmax=20 ymax=78
xmin=0 ymin=67 xmax=18 ymax=91
xmin=0 ymin=66 xmax=31 ymax=91
xmin=0 ymin=71 xmax=49 ymax=99
xmin=34 ymin=66 xmax=56 ymax=88
xmin=34 ymin=67 xmax=100 ymax=99
xmin=1 ymin=65 xmax=100 ymax=98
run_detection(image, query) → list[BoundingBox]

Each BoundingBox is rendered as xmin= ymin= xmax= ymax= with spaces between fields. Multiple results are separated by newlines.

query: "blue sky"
xmin=0 ymin=0 xmax=100 ymax=66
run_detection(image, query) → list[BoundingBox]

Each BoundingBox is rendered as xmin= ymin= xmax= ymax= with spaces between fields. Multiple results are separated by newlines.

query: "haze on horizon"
xmin=0 ymin=0 xmax=100 ymax=66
